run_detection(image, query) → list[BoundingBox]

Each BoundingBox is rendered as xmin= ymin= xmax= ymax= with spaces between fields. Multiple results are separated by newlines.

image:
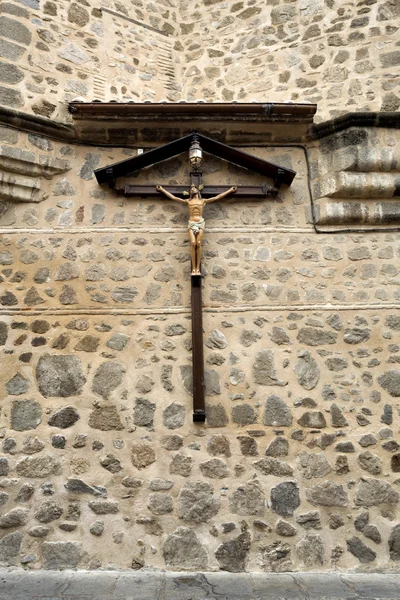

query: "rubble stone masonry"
xmin=0 ymin=0 xmax=399 ymax=575
xmin=0 ymin=0 xmax=399 ymax=119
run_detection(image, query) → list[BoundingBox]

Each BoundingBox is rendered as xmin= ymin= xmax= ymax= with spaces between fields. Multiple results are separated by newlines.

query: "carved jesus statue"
xmin=156 ymin=183 xmax=237 ymax=275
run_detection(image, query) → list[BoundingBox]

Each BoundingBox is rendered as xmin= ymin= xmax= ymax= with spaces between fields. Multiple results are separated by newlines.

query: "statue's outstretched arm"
xmin=156 ymin=185 xmax=187 ymax=204
xmin=205 ymin=186 xmax=237 ymax=204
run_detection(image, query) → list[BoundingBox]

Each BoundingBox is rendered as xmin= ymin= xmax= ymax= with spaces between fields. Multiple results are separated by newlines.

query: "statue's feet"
xmin=191 ymin=270 xmax=201 ymax=276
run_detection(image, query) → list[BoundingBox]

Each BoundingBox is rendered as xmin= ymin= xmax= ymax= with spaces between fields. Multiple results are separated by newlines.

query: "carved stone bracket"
xmin=309 ymin=128 xmax=400 ymax=229
xmin=0 ymin=145 xmax=71 ymax=203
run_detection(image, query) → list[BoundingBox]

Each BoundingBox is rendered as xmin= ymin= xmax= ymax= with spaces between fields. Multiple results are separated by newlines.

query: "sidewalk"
xmin=1 ymin=570 xmax=400 ymax=600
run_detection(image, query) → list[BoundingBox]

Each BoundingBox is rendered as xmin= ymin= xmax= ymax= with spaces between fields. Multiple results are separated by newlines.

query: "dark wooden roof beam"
xmin=94 ymin=132 xmax=296 ymax=187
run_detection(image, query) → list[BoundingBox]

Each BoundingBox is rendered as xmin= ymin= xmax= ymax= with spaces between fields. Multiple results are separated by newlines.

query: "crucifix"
xmin=94 ymin=132 xmax=296 ymax=422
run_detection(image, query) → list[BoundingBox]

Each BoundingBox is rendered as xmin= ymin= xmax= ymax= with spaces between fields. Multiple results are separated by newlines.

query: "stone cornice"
xmin=0 ymin=105 xmax=399 ymax=147
xmin=0 ymin=106 xmax=76 ymax=143
xmin=311 ymin=112 xmax=400 ymax=139
xmin=68 ymin=101 xmax=318 ymax=123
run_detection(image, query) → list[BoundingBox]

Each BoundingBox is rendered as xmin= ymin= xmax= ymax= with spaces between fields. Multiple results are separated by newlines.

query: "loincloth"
xmin=188 ymin=218 xmax=205 ymax=235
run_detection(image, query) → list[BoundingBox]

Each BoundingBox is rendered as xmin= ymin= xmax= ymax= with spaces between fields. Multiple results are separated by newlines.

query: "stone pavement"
xmin=2 ymin=570 xmax=400 ymax=600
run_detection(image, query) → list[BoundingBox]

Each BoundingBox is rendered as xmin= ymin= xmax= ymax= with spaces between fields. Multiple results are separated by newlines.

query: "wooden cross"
xmin=95 ymin=133 xmax=296 ymax=422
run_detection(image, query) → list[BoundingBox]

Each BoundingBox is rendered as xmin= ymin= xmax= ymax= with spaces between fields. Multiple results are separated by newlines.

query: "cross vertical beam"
xmin=190 ymin=169 xmax=206 ymax=422
xmin=191 ymin=275 xmax=206 ymax=422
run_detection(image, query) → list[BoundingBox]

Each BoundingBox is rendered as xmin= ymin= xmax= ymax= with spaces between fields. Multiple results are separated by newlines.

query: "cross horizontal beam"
xmin=117 ymin=184 xmax=280 ymax=198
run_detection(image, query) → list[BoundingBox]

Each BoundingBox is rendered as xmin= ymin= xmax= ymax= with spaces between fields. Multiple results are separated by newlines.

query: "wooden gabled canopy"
xmin=94 ymin=132 xmax=296 ymax=187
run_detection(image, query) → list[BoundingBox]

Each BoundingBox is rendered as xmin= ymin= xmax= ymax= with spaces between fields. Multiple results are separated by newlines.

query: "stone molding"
xmin=0 ymin=105 xmax=400 ymax=146
xmin=310 ymin=112 xmax=400 ymax=140
xmin=1 ymin=569 xmax=400 ymax=599
xmin=0 ymin=145 xmax=70 ymax=203
xmin=309 ymin=127 xmax=400 ymax=229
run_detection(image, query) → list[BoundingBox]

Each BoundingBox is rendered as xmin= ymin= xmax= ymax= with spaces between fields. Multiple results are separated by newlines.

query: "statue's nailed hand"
xmin=232 ymin=186 xmax=237 ymax=192
xmin=156 ymin=185 xmax=162 ymax=191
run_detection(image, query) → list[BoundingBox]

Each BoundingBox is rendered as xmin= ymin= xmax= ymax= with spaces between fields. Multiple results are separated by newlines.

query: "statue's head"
xmin=189 ymin=184 xmax=200 ymax=199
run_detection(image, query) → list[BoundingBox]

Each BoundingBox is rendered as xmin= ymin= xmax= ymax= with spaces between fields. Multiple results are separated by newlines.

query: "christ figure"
xmin=156 ymin=183 xmax=237 ymax=275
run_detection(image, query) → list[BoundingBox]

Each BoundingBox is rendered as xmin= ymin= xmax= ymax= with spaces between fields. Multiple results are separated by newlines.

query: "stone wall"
xmin=0 ymin=0 xmax=399 ymax=120
xmin=178 ymin=0 xmax=400 ymax=120
xmin=0 ymin=125 xmax=400 ymax=571
xmin=0 ymin=0 xmax=179 ymax=120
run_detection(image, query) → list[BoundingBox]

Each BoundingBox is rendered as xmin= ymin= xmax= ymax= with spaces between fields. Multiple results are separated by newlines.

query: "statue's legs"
xmin=195 ymin=229 xmax=204 ymax=274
